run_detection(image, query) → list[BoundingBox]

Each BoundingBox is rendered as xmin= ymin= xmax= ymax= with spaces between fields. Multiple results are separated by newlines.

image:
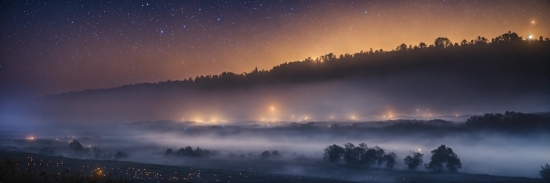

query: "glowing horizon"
xmin=1 ymin=0 xmax=548 ymax=97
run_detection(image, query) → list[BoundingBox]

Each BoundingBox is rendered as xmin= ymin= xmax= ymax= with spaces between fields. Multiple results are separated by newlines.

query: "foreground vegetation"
xmin=0 ymin=151 xmax=354 ymax=183
xmin=1 ymin=150 xmax=543 ymax=183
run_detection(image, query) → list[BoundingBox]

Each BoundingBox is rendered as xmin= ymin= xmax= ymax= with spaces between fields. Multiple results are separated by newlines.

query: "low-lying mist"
xmin=1 ymin=41 xmax=549 ymax=181
xmin=2 ymin=72 xmax=548 ymax=127
xmin=2 ymin=116 xmax=549 ymax=180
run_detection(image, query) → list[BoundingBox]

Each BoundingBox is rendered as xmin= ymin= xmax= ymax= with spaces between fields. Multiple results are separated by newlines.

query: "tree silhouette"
xmin=474 ymin=36 xmax=488 ymax=44
xmin=434 ymin=37 xmax=452 ymax=48
xmin=464 ymin=111 xmax=550 ymax=132
xmin=373 ymin=146 xmax=386 ymax=167
xmin=323 ymin=144 xmax=345 ymax=163
xmin=362 ymin=147 xmax=377 ymax=166
xmin=418 ymin=42 xmax=427 ymax=48
xmin=272 ymin=150 xmax=281 ymax=158
xmin=343 ymin=143 xmax=359 ymax=164
xmin=68 ymin=140 xmax=84 ymax=152
xmin=326 ymin=143 xmax=397 ymax=168
xmin=260 ymin=150 xmax=271 ymax=158
xmin=384 ymin=152 xmax=397 ymax=169
xmin=494 ymin=31 xmax=521 ymax=43
xmin=425 ymin=145 xmax=462 ymax=173
xmin=396 ymin=43 xmax=408 ymax=51
xmin=404 ymin=151 xmax=423 ymax=170
xmin=164 ymin=148 xmax=174 ymax=156
xmin=540 ymin=163 xmax=550 ymax=182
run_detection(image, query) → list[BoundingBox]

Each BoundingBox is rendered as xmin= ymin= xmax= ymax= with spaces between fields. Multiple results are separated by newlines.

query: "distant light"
xmin=531 ymin=20 xmax=536 ymax=24
xmin=528 ymin=35 xmax=533 ymax=39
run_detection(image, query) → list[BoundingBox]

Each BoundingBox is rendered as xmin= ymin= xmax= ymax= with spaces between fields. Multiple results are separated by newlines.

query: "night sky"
xmin=1 ymin=0 xmax=549 ymax=97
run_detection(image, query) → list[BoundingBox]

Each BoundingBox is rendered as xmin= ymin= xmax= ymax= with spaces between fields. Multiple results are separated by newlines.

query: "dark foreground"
xmin=0 ymin=151 xmax=541 ymax=183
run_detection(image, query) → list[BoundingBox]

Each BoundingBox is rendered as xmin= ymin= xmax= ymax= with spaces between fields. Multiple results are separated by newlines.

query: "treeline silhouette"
xmin=127 ymin=112 xmax=550 ymax=140
xmin=323 ymin=143 xmax=462 ymax=173
xmin=465 ymin=111 xmax=550 ymax=132
xmin=164 ymin=146 xmax=217 ymax=158
xmin=50 ymin=31 xmax=549 ymax=96
xmin=323 ymin=143 xmax=397 ymax=169
xmin=64 ymin=140 xmax=129 ymax=160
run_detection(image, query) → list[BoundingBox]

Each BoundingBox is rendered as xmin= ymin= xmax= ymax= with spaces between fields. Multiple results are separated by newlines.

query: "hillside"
xmin=47 ymin=32 xmax=549 ymax=97
xmin=3 ymin=32 xmax=549 ymax=124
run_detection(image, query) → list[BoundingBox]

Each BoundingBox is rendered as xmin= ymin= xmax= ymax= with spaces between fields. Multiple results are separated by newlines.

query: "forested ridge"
xmin=46 ymin=31 xmax=549 ymax=98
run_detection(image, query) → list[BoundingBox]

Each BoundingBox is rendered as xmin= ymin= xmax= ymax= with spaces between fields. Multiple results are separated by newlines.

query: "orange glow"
xmin=7 ymin=1 xmax=548 ymax=96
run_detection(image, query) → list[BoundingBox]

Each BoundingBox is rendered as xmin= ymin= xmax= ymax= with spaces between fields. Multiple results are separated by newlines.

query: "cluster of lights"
xmin=180 ymin=105 xmax=456 ymax=123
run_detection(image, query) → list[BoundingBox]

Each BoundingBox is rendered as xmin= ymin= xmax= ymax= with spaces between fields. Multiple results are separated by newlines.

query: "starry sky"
xmin=1 ymin=0 xmax=549 ymax=97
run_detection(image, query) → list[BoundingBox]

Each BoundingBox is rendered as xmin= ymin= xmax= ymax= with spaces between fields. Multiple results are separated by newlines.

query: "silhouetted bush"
xmin=425 ymin=145 xmax=461 ymax=173
xmin=404 ymin=151 xmax=423 ymax=170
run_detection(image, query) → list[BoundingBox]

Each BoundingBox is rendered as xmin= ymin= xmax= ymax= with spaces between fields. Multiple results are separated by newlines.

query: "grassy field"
xmin=0 ymin=150 xmax=541 ymax=183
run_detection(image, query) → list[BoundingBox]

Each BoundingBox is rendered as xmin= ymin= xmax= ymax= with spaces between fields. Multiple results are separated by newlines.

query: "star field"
xmin=1 ymin=0 xmax=548 ymax=97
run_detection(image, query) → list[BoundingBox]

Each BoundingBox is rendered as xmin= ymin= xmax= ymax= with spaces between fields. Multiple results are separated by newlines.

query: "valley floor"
xmin=0 ymin=151 xmax=541 ymax=183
